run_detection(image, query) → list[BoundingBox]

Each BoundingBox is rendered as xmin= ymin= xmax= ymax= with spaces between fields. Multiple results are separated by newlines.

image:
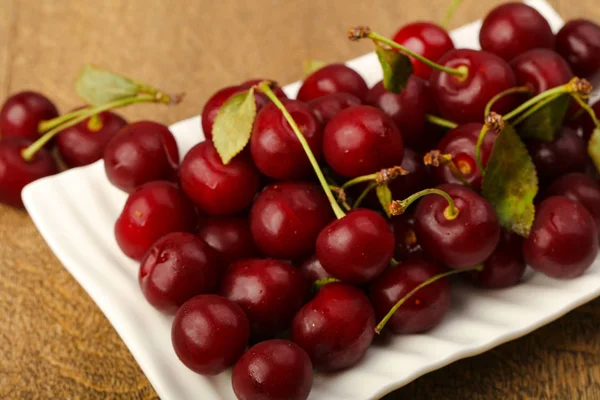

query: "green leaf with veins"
xmin=75 ymin=65 xmax=139 ymax=106
xmin=516 ymin=94 xmax=570 ymax=141
xmin=375 ymin=46 xmax=413 ymax=94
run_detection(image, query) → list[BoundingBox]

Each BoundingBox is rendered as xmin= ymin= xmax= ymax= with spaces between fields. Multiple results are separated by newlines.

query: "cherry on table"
xmin=544 ymin=172 xmax=600 ymax=231
xmin=391 ymin=213 xmax=423 ymax=261
xmin=298 ymin=254 xmax=332 ymax=284
xmin=510 ymin=49 xmax=574 ymax=95
xmin=556 ymin=19 xmax=600 ymax=78
xmin=297 ymin=63 xmax=369 ymax=102
xmin=0 ymin=91 xmax=59 ymax=141
xmin=197 ymin=216 xmax=259 ymax=265
xmin=307 ymin=92 xmax=362 ymax=125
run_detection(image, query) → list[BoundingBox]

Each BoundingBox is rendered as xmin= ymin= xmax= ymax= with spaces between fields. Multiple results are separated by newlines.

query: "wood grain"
xmin=1 ymin=0 xmax=599 ymax=399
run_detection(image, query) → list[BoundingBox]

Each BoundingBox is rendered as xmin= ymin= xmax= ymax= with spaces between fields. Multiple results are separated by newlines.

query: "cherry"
xmin=510 ymin=49 xmax=574 ymax=95
xmin=307 ymin=92 xmax=361 ymax=125
xmin=391 ymin=213 xmax=423 ymax=261
xmin=171 ymin=294 xmax=249 ymax=375
xmin=250 ymin=181 xmax=334 ymax=260
xmin=569 ymin=100 xmax=600 ymax=141
xmin=368 ymin=258 xmax=450 ymax=334
xmin=197 ymin=216 xmax=259 ymax=265
xmin=479 ymin=3 xmax=554 ymax=62
xmin=323 ymin=105 xmax=404 ymax=178
xmin=556 ymin=19 xmax=600 ymax=78
xmin=179 ymin=141 xmax=260 ymax=216
xmin=220 ymin=258 xmax=308 ymax=340
xmin=291 ymin=282 xmax=375 ymax=371
xmin=114 ymin=181 xmax=198 ymax=261
xmin=0 ymin=137 xmax=58 ymax=208
xmin=524 ymin=196 xmax=598 ymax=279
xmin=392 ymin=22 xmax=455 ymax=79
xmin=201 ymin=85 xmax=243 ymax=140
xmin=232 ymin=339 xmax=313 ymax=400
xmin=413 ymin=184 xmax=501 ymax=269
xmin=297 ymin=63 xmax=369 ymax=102
xmin=104 ymin=121 xmax=179 ymax=193
xmin=239 ymin=79 xmax=288 ymax=105
xmin=544 ymin=172 xmax=600 ymax=231
xmin=298 ymin=254 xmax=332 ymax=284
xmin=316 ymin=209 xmax=394 ymax=284
xmin=388 ymin=148 xmax=432 ymax=201
xmin=250 ymin=100 xmax=323 ymax=180
xmin=56 ymin=111 xmax=127 ymax=168
xmin=138 ymin=232 xmax=220 ymax=314
xmin=0 ymin=91 xmax=59 ymax=141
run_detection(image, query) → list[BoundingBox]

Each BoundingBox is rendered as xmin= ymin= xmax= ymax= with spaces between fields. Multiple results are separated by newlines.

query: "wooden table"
xmin=1 ymin=0 xmax=599 ymax=399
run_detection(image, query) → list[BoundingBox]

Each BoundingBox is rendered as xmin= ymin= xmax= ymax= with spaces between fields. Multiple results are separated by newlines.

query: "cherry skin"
xmin=298 ymin=254 xmax=332 ymax=284
xmin=544 ymin=172 xmax=600 ymax=231
xmin=414 ymin=183 xmax=501 ymax=269
xmin=114 ymin=181 xmax=198 ymax=261
xmin=239 ymin=78 xmax=288 ymax=107
xmin=323 ymin=105 xmax=404 ymax=178
xmin=220 ymin=258 xmax=308 ymax=340
xmin=197 ymin=216 xmax=259 ymax=265
xmin=316 ymin=209 xmax=395 ymax=285
xmin=291 ymin=282 xmax=375 ymax=371
xmin=171 ymin=294 xmax=250 ymax=375
xmin=392 ymin=22 xmax=455 ymax=79
xmin=104 ymin=121 xmax=179 ymax=193
xmin=138 ymin=232 xmax=220 ymax=314
xmin=430 ymin=49 xmax=517 ymax=124
xmin=368 ymin=257 xmax=451 ymax=334
xmin=510 ymin=49 xmax=574 ymax=95
xmin=179 ymin=141 xmax=260 ymax=216
xmin=479 ymin=3 xmax=554 ymax=62
xmin=568 ymin=100 xmax=600 ymax=142
xmin=388 ymin=148 xmax=432 ymax=201
xmin=232 ymin=339 xmax=313 ymax=400
xmin=250 ymin=181 xmax=334 ymax=260
xmin=391 ymin=213 xmax=423 ymax=261
xmin=0 ymin=91 xmax=59 ymax=141
xmin=556 ymin=19 xmax=600 ymax=78
xmin=524 ymin=196 xmax=599 ymax=279
xmin=250 ymin=100 xmax=323 ymax=180
xmin=0 ymin=137 xmax=58 ymax=208
xmin=201 ymin=85 xmax=242 ymax=140
xmin=297 ymin=63 xmax=369 ymax=102
xmin=307 ymin=92 xmax=362 ymax=125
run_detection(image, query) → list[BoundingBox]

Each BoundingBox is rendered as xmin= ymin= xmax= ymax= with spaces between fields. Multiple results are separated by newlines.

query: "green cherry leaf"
xmin=482 ymin=122 xmax=538 ymax=237
xmin=303 ymin=59 xmax=327 ymax=76
xmin=75 ymin=64 xmax=139 ymax=106
xmin=588 ymin=127 xmax=600 ymax=173
xmin=516 ymin=94 xmax=570 ymax=141
xmin=375 ymin=46 xmax=413 ymax=94
xmin=376 ymin=184 xmax=393 ymax=217
xmin=212 ymin=88 xmax=256 ymax=165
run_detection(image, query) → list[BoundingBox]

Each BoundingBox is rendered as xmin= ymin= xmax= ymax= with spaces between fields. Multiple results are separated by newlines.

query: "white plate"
xmin=22 ymin=1 xmax=600 ymax=399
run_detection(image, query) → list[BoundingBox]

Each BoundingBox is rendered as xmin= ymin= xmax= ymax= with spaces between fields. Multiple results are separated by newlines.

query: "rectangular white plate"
xmin=22 ymin=1 xmax=600 ymax=399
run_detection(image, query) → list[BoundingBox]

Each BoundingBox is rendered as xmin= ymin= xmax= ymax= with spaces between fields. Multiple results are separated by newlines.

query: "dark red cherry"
xmin=104 ymin=121 xmax=179 ymax=193
xmin=201 ymin=85 xmax=242 ymax=140
xmin=568 ymin=100 xmax=600 ymax=142
xmin=307 ymin=92 xmax=362 ymax=125
xmin=171 ymin=295 xmax=249 ymax=375
xmin=197 ymin=216 xmax=259 ymax=265
xmin=430 ymin=49 xmax=516 ymax=124
xmin=250 ymin=100 xmax=323 ymax=180
xmin=479 ymin=3 xmax=554 ymax=62
xmin=556 ymin=19 xmax=600 ymax=78
xmin=368 ymin=258 xmax=451 ymax=334
xmin=0 ymin=91 xmax=59 ymax=141
xmin=388 ymin=148 xmax=432 ymax=201
xmin=291 ymin=282 xmax=375 ymax=371
xmin=510 ymin=49 xmax=574 ymax=95
xmin=524 ymin=196 xmax=599 ymax=279
xmin=250 ymin=181 xmax=334 ymax=260
xmin=414 ymin=183 xmax=501 ymax=269
xmin=232 ymin=339 xmax=313 ymax=400
xmin=391 ymin=213 xmax=423 ymax=261
xmin=239 ymin=78 xmax=288 ymax=106
xmin=544 ymin=173 xmax=600 ymax=231
xmin=297 ymin=63 xmax=369 ymax=102
xmin=220 ymin=259 xmax=308 ymax=340
xmin=323 ymin=105 xmax=404 ymax=178
xmin=0 ymin=137 xmax=58 ymax=208
xmin=138 ymin=232 xmax=220 ymax=314
xmin=180 ymin=141 xmax=260 ymax=216
xmin=392 ymin=22 xmax=455 ymax=79
xmin=316 ymin=209 xmax=394 ymax=284
xmin=56 ymin=111 xmax=127 ymax=168
xmin=298 ymin=254 xmax=332 ymax=284
xmin=114 ymin=181 xmax=198 ymax=261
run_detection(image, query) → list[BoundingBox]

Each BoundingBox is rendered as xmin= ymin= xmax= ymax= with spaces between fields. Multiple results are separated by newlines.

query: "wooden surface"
xmin=1 ymin=0 xmax=600 ymax=399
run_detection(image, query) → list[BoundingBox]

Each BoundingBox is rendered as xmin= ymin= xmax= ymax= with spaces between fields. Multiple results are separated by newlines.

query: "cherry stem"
xmin=314 ymin=277 xmax=341 ymax=290
xmin=38 ymin=108 xmax=91 ymax=133
xmin=426 ymin=114 xmax=458 ymax=129
xmin=571 ymin=93 xmax=600 ymax=128
xmin=389 ymin=188 xmax=459 ymax=219
xmin=342 ymin=173 xmax=378 ymax=189
xmin=484 ymin=86 xmax=531 ymax=117
xmin=375 ymin=264 xmax=483 ymax=334
xmin=441 ymin=0 xmax=462 ymax=28
xmin=474 ymin=125 xmax=489 ymax=176
xmin=423 ymin=150 xmax=472 ymax=187
xmin=86 ymin=114 xmax=103 ymax=132
xmin=258 ymin=82 xmax=346 ymax=219
xmin=512 ymin=92 xmax=563 ymax=126
xmin=342 ymin=166 xmax=407 ymax=190
xmin=354 ymin=181 xmax=377 ymax=208
xmin=329 ymin=185 xmax=352 ymax=211
xmin=390 ymin=258 xmax=400 ymax=267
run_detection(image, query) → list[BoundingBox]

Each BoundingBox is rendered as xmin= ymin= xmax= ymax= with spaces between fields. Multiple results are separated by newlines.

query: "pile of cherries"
xmin=1 ymin=3 xmax=600 ymax=400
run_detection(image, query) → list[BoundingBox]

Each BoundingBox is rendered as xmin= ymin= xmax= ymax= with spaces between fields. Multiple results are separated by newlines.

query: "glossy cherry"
xmin=391 ymin=213 xmax=423 ymax=261
xmin=510 ymin=49 xmax=574 ymax=95
xmin=104 ymin=121 xmax=179 ymax=193
xmin=298 ymin=254 xmax=332 ymax=284
xmin=179 ymin=141 xmax=260 ymax=215
xmin=171 ymin=294 xmax=249 ymax=375
xmin=544 ymin=173 xmax=600 ymax=231
xmin=524 ymin=196 xmax=598 ymax=279
xmin=297 ymin=63 xmax=369 ymax=102
xmin=197 ymin=216 xmax=259 ymax=265
xmin=291 ymin=282 xmax=375 ymax=371
xmin=114 ymin=181 xmax=198 ymax=261
xmin=307 ymin=92 xmax=362 ymax=125
xmin=239 ymin=78 xmax=288 ymax=107
xmin=0 ymin=91 xmax=59 ymax=141
xmin=201 ymin=85 xmax=242 ymax=140
xmin=556 ymin=19 xmax=600 ymax=78
xmin=232 ymin=339 xmax=313 ymax=400
xmin=388 ymin=148 xmax=432 ymax=201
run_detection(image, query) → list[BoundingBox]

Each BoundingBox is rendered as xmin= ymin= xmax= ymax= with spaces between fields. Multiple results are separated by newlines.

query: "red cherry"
xmin=297 ymin=64 xmax=369 ymax=102
xmin=307 ymin=92 xmax=362 ymax=125
xmin=179 ymin=141 xmax=260 ymax=216
xmin=298 ymin=254 xmax=332 ymax=284
xmin=171 ymin=295 xmax=249 ymax=375
xmin=388 ymin=148 xmax=432 ymax=201
xmin=201 ymin=85 xmax=242 ymax=140
xmin=104 ymin=121 xmax=179 ymax=193
xmin=544 ymin=172 xmax=600 ymax=231
xmin=391 ymin=213 xmax=423 ymax=261
xmin=232 ymin=339 xmax=313 ymax=400
xmin=197 ymin=216 xmax=259 ymax=265
xmin=479 ymin=3 xmax=554 ymax=62
xmin=0 ymin=91 xmax=59 ymax=141
xmin=0 ymin=137 xmax=58 ymax=208
xmin=114 ymin=181 xmax=198 ymax=261
xmin=392 ymin=22 xmax=455 ymax=79
xmin=568 ymin=100 xmax=600 ymax=141
xmin=510 ymin=49 xmax=574 ymax=95
xmin=524 ymin=196 xmax=598 ymax=279
xmin=291 ymin=282 xmax=375 ymax=371
xmin=556 ymin=19 xmax=600 ymax=78
xmin=138 ymin=232 xmax=220 ymax=314
xmin=239 ymin=79 xmax=288 ymax=105
xmin=323 ymin=105 xmax=404 ymax=178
